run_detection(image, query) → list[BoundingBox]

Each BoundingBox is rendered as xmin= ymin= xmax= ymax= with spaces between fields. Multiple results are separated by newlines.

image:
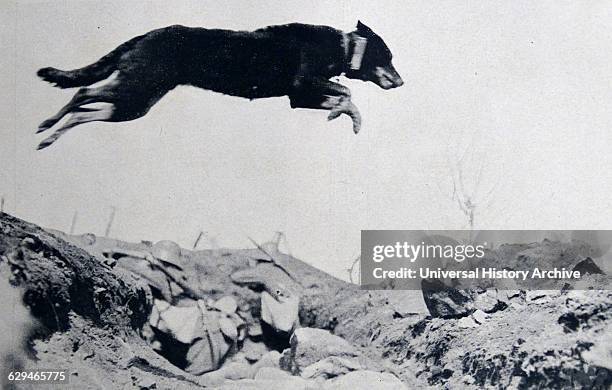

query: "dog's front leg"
xmin=324 ymin=96 xmax=362 ymax=134
xmin=289 ymin=78 xmax=362 ymax=134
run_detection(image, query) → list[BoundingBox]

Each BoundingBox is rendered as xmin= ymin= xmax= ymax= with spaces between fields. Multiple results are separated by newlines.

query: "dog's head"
xmin=346 ymin=21 xmax=403 ymax=90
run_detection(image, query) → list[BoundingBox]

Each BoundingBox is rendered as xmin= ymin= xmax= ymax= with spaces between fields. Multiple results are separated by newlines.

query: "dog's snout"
xmin=386 ymin=67 xmax=404 ymax=88
xmin=375 ymin=66 xmax=404 ymax=89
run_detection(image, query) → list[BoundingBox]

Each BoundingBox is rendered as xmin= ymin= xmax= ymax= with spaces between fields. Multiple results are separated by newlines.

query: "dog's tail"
xmin=37 ymin=33 xmax=146 ymax=88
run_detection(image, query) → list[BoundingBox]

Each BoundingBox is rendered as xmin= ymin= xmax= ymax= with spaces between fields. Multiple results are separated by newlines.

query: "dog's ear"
xmin=356 ymin=20 xmax=374 ymax=36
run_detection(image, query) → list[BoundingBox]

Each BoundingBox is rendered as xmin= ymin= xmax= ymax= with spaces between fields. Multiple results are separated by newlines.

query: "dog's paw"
xmin=37 ymin=134 xmax=58 ymax=150
xmin=37 ymin=140 xmax=52 ymax=150
xmin=326 ymin=98 xmax=362 ymax=133
xmin=351 ymin=109 xmax=362 ymax=134
xmin=352 ymin=120 xmax=361 ymax=134
xmin=326 ymin=96 xmax=352 ymax=120
xmin=37 ymin=67 xmax=56 ymax=80
xmin=327 ymin=109 xmax=343 ymax=121
xmin=37 ymin=119 xmax=55 ymax=133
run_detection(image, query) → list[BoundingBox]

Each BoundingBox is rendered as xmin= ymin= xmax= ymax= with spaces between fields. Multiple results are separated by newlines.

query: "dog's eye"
xmin=383 ymin=47 xmax=393 ymax=61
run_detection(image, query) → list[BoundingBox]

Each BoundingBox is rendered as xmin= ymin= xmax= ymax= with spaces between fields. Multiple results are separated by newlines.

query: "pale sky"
xmin=2 ymin=1 xmax=611 ymax=280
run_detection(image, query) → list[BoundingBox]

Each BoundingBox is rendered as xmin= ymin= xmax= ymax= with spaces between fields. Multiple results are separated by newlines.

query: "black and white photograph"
xmin=1 ymin=1 xmax=611 ymax=389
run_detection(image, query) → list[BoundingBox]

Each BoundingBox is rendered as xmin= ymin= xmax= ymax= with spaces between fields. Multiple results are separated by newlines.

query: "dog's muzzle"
xmin=374 ymin=66 xmax=404 ymax=89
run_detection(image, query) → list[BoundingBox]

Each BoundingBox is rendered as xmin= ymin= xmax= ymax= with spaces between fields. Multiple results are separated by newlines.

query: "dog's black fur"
xmin=36 ymin=21 xmax=403 ymax=149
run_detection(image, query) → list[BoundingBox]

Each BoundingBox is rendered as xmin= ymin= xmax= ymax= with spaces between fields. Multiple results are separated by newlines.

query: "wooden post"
xmin=104 ymin=207 xmax=116 ymax=237
xmin=69 ymin=211 xmax=78 ymax=235
xmin=348 ymin=255 xmax=360 ymax=284
xmin=193 ymin=231 xmax=204 ymax=249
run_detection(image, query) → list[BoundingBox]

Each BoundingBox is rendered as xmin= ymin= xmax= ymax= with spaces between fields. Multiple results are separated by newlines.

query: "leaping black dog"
xmin=36 ymin=21 xmax=403 ymax=149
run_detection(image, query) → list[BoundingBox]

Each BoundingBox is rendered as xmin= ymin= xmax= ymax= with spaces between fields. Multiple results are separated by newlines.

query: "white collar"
xmin=342 ymin=33 xmax=367 ymax=71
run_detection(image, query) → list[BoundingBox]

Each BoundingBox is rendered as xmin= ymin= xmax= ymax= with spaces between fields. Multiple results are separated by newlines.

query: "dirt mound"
xmin=0 ymin=213 xmax=149 ymax=331
xmin=1 ymin=212 xmax=610 ymax=389
xmin=379 ymin=290 xmax=611 ymax=388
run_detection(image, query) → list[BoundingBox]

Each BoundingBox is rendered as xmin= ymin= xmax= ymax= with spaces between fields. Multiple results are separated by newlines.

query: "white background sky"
xmin=1 ymin=1 xmax=611 ymax=279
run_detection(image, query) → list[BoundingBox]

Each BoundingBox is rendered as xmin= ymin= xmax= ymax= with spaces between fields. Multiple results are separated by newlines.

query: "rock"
xmin=255 ymin=366 xmax=293 ymax=380
xmin=462 ymin=374 xmax=475 ymax=384
xmin=214 ymin=296 xmax=238 ymax=314
xmin=81 ymin=233 xmax=97 ymax=246
xmin=559 ymin=290 xmax=612 ymax=333
xmin=509 ymin=376 xmax=523 ymax=388
xmin=199 ymin=369 xmax=227 ymax=387
xmin=473 ymin=291 xmax=499 ymax=312
xmin=572 ymin=257 xmax=604 ymax=275
xmin=300 ymin=356 xmax=362 ymax=379
xmin=557 ymin=312 xmax=580 ymax=332
xmin=227 ymin=312 xmax=246 ymax=341
xmin=421 ymin=279 xmax=474 ymax=318
xmin=280 ymin=328 xmax=360 ymax=375
xmin=525 ymin=290 xmax=557 ymax=303
xmin=227 ymin=351 xmax=249 ymax=366
xmin=219 ymin=316 xmax=238 ymax=340
xmin=248 ymin=322 xmax=263 ymax=337
xmin=238 ymin=325 xmax=247 ymax=341
xmin=260 ymin=290 xmax=299 ymax=333
xmin=218 ymin=379 xmax=261 ymax=390
xmin=323 ymin=370 xmax=407 ymax=390
xmin=580 ymin=331 xmax=612 ymax=370
xmin=505 ymin=290 xmax=522 ymax=300
xmin=472 ymin=309 xmax=488 ymax=324
xmin=136 ymin=378 xmax=157 ymax=389
xmin=218 ymin=377 xmax=311 ymax=390
xmin=149 ymin=299 xmax=202 ymax=344
xmin=378 ymin=291 xmax=424 ymax=317
xmin=242 ymin=340 xmax=267 ymax=363
xmin=20 ymin=236 xmax=36 ymax=247
xmin=230 ymin=312 xmax=245 ymax=327
xmin=252 ymin=350 xmax=281 ymax=372
xmin=458 ymin=316 xmax=479 ymax=328
xmin=135 ymin=378 xmax=157 ymax=389
xmin=220 ymin=361 xmax=255 ymax=380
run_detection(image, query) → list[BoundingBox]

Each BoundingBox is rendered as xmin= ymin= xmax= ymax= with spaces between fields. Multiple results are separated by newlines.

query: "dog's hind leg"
xmin=37 ymin=74 xmax=121 ymax=133
xmin=37 ymin=88 xmax=104 ymax=133
xmin=37 ymin=103 xmax=114 ymax=150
